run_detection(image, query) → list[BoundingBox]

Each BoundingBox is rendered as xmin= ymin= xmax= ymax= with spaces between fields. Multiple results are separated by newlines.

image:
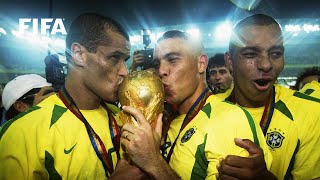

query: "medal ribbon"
xmin=260 ymin=87 xmax=275 ymax=135
xmin=164 ymin=88 xmax=212 ymax=162
xmin=58 ymin=86 xmax=120 ymax=177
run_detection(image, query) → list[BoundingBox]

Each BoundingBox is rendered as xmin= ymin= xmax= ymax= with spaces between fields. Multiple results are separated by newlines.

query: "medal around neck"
xmin=118 ymin=70 xmax=164 ymax=128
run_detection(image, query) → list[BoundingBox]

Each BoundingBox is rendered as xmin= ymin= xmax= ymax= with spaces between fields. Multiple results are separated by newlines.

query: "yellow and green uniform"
xmin=0 ymin=94 xmax=121 ymax=179
xmin=220 ymin=84 xmax=320 ymax=179
xmin=299 ymin=80 xmax=320 ymax=99
xmin=162 ymin=94 xmax=272 ymax=179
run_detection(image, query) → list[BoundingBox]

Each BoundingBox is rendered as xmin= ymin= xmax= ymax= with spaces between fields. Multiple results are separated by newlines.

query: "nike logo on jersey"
xmin=64 ymin=143 xmax=77 ymax=154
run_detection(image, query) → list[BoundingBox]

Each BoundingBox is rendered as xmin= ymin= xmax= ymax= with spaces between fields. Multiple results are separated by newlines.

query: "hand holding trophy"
xmin=118 ymin=70 xmax=165 ymax=175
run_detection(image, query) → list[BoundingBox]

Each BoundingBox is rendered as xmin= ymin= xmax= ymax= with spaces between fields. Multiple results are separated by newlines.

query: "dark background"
xmin=1 ymin=0 xmax=320 ymax=30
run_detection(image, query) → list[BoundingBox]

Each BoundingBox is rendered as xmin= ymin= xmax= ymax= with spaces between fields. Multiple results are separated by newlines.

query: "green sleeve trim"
xmin=224 ymin=95 xmax=231 ymax=102
xmin=221 ymin=101 xmax=260 ymax=146
xmin=303 ymin=89 xmax=315 ymax=95
xmin=0 ymin=106 xmax=40 ymax=140
xmin=293 ymin=91 xmax=320 ymax=103
xmin=50 ymin=105 xmax=68 ymax=128
xmin=222 ymin=100 xmax=234 ymax=105
xmin=45 ymin=151 xmax=62 ymax=180
xmin=284 ymin=139 xmax=300 ymax=179
xmin=191 ymin=134 xmax=208 ymax=180
xmin=106 ymin=103 xmax=121 ymax=114
xmin=241 ymin=108 xmax=260 ymax=146
xmin=275 ymin=100 xmax=294 ymax=121
xmin=201 ymin=103 xmax=211 ymax=119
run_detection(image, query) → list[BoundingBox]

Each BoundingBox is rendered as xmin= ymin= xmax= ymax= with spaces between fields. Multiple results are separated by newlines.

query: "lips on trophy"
xmin=118 ymin=70 xmax=164 ymax=128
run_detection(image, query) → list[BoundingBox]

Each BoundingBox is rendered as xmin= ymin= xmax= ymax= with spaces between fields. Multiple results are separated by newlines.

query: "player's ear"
xmin=71 ymin=43 xmax=86 ymax=67
xmin=198 ymin=54 xmax=208 ymax=74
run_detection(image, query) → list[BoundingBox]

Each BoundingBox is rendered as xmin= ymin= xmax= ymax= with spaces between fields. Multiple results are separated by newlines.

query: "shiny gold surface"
xmin=118 ymin=70 xmax=164 ymax=128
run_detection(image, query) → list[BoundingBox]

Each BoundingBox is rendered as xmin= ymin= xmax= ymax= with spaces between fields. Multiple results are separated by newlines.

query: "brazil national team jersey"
xmin=0 ymin=94 xmax=120 ymax=179
xmin=299 ymin=80 xmax=320 ymax=99
xmin=162 ymin=95 xmax=272 ymax=179
xmin=219 ymin=84 xmax=320 ymax=179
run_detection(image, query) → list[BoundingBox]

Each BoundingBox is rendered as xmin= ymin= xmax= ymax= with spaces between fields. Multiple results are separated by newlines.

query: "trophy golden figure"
xmin=118 ymin=70 xmax=164 ymax=128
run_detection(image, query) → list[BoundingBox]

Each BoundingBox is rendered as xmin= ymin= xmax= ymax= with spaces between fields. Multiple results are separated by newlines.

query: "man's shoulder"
xmin=214 ymin=87 xmax=233 ymax=101
xmin=18 ymin=94 xmax=66 ymax=119
xmin=205 ymin=94 xmax=262 ymax=136
xmin=299 ymin=81 xmax=320 ymax=99
xmin=0 ymin=94 xmax=68 ymax=139
xmin=275 ymin=85 xmax=320 ymax=126
xmin=204 ymin=95 xmax=254 ymax=128
xmin=207 ymin=95 xmax=248 ymax=114
xmin=302 ymin=80 xmax=320 ymax=90
xmin=37 ymin=93 xmax=63 ymax=107
xmin=275 ymin=84 xmax=295 ymax=98
xmin=0 ymin=105 xmax=42 ymax=140
xmin=276 ymin=84 xmax=320 ymax=105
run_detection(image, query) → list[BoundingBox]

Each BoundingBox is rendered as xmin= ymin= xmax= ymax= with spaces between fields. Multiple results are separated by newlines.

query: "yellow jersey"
xmin=162 ymin=95 xmax=272 ymax=179
xmin=219 ymin=85 xmax=320 ymax=179
xmin=0 ymin=94 xmax=121 ymax=179
xmin=299 ymin=80 xmax=320 ymax=99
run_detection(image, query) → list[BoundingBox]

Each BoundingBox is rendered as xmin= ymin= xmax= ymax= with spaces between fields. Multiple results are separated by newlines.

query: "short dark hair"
xmin=206 ymin=53 xmax=231 ymax=82
xmin=157 ymin=30 xmax=204 ymax=55
xmin=229 ymin=14 xmax=282 ymax=55
xmin=65 ymin=13 xmax=129 ymax=62
xmin=208 ymin=53 xmax=226 ymax=68
xmin=157 ymin=30 xmax=189 ymax=43
xmin=295 ymin=66 xmax=320 ymax=90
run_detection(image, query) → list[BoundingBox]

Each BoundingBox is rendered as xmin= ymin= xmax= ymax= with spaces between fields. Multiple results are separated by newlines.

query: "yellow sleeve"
xmin=0 ymin=122 xmax=32 ymax=179
xmin=291 ymin=108 xmax=320 ymax=179
xmin=299 ymin=81 xmax=320 ymax=98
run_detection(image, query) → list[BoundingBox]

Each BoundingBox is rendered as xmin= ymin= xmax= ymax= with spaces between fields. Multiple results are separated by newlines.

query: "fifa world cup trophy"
xmin=118 ymin=70 xmax=164 ymax=128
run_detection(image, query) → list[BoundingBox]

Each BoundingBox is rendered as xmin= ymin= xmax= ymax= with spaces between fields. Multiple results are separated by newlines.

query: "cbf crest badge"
xmin=266 ymin=131 xmax=285 ymax=148
xmin=181 ymin=128 xmax=195 ymax=143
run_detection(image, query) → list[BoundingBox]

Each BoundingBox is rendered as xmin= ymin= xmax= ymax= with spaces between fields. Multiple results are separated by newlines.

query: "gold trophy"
xmin=118 ymin=70 xmax=164 ymax=128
